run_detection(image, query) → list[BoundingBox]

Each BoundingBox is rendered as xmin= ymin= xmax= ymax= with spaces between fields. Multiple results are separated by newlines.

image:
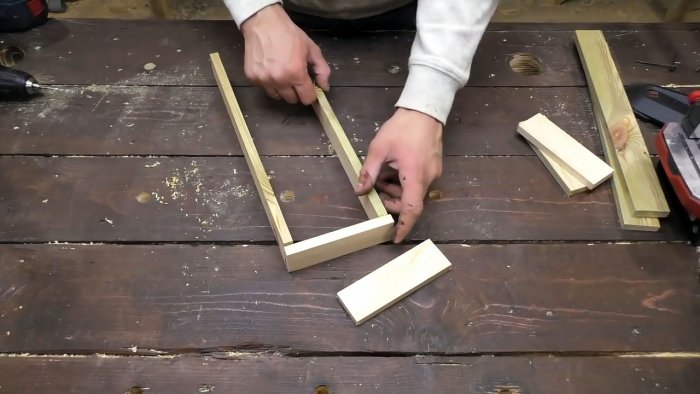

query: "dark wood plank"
xmin=0 ymin=354 xmax=698 ymax=393
xmin=4 ymin=20 xmax=698 ymax=87
xmin=0 ymin=243 xmax=697 ymax=353
xmin=4 ymin=85 xmax=664 ymax=157
xmin=0 ymin=157 xmax=685 ymax=242
xmin=0 ymin=86 xmax=610 ymax=156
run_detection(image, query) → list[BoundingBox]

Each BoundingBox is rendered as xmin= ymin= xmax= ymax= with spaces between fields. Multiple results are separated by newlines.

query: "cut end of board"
xmin=337 ymin=239 xmax=452 ymax=325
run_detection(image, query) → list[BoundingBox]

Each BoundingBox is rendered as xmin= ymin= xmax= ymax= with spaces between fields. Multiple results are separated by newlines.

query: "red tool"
xmin=656 ymin=90 xmax=700 ymax=236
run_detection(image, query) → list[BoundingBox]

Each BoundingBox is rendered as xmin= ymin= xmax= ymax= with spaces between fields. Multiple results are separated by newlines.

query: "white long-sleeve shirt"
xmin=223 ymin=0 xmax=499 ymax=124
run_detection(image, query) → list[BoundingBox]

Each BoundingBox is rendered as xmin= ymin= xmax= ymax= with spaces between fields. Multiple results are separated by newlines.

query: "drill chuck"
xmin=0 ymin=65 xmax=44 ymax=100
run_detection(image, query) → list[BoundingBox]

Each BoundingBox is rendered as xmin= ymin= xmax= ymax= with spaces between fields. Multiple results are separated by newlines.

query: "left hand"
xmin=355 ymin=108 xmax=443 ymax=243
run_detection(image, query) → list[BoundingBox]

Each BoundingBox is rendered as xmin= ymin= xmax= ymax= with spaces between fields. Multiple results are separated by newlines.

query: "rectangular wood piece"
xmin=284 ymin=214 xmax=394 ymax=272
xmin=313 ymin=88 xmax=388 ymax=219
xmin=210 ymin=52 xmax=293 ymax=248
xmin=518 ymin=113 xmax=613 ymax=189
xmin=574 ymin=30 xmax=669 ymax=218
xmin=337 ymin=239 xmax=452 ymax=325
xmin=527 ymin=141 xmax=588 ymax=196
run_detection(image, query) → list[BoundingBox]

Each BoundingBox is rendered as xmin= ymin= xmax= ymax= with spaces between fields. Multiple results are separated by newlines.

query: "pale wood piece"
xmin=574 ymin=30 xmax=669 ymax=218
xmin=312 ymin=88 xmax=388 ymax=219
xmin=284 ymin=214 xmax=394 ymax=272
xmin=527 ymin=141 xmax=587 ymax=196
xmin=596 ymin=103 xmax=660 ymax=231
xmin=337 ymin=239 xmax=452 ymax=325
xmin=518 ymin=113 xmax=613 ymax=189
xmin=210 ymin=52 xmax=294 ymax=248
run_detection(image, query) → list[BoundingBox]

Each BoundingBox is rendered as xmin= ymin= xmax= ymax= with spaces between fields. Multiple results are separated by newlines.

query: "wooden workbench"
xmin=0 ymin=20 xmax=699 ymax=392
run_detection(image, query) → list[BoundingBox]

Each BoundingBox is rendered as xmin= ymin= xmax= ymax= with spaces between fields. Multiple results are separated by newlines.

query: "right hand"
xmin=240 ymin=4 xmax=331 ymax=105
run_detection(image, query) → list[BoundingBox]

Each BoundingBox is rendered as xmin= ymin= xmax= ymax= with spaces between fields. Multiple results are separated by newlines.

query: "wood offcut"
xmin=337 ymin=239 xmax=452 ymax=325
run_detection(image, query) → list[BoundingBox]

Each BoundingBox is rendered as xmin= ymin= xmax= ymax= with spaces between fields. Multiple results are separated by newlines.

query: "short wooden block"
xmin=527 ymin=141 xmax=588 ymax=196
xmin=337 ymin=239 xmax=452 ymax=325
xmin=284 ymin=214 xmax=394 ymax=272
xmin=518 ymin=113 xmax=613 ymax=189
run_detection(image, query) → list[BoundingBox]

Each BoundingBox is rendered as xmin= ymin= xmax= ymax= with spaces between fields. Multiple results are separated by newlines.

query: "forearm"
xmin=396 ymin=0 xmax=499 ymax=124
xmin=223 ymin=0 xmax=282 ymax=27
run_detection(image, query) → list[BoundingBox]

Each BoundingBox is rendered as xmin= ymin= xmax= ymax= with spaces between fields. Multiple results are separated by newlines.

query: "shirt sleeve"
xmin=223 ymin=0 xmax=283 ymax=27
xmin=395 ymin=0 xmax=499 ymax=124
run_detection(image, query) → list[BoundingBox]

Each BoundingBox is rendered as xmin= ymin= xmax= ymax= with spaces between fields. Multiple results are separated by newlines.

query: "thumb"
xmin=307 ymin=41 xmax=331 ymax=91
xmin=355 ymin=139 xmax=388 ymax=196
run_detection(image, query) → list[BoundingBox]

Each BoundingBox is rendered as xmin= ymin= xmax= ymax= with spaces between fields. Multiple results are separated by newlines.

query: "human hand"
xmin=355 ymin=108 xmax=443 ymax=243
xmin=240 ymin=4 xmax=331 ymax=105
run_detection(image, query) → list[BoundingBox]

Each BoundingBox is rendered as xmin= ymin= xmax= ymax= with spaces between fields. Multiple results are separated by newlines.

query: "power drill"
xmin=0 ymin=0 xmax=49 ymax=32
xmin=0 ymin=64 xmax=55 ymax=100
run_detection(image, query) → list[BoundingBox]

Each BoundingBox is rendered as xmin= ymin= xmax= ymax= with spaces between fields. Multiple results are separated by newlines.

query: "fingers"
xmin=263 ymin=85 xmax=281 ymax=100
xmin=307 ymin=41 xmax=331 ymax=91
xmin=355 ymin=139 xmax=389 ymax=196
xmin=376 ymin=179 xmax=402 ymax=199
xmin=379 ymin=192 xmax=402 ymax=214
xmin=394 ymin=169 xmax=426 ymax=243
xmin=293 ymin=78 xmax=318 ymax=105
xmin=276 ymin=86 xmax=299 ymax=104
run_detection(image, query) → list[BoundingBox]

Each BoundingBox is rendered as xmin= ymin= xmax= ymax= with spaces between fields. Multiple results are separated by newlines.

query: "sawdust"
xmin=151 ymin=161 xmax=254 ymax=230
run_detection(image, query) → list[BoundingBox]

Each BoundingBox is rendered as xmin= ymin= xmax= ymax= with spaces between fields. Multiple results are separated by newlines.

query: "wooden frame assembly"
xmin=210 ymin=52 xmax=394 ymax=272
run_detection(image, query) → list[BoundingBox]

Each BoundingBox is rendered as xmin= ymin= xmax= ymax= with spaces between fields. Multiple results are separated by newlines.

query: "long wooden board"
xmin=1 ymin=243 xmax=697 ymax=353
xmin=1 ymin=86 xmax=622 ymax=157
xmin=7 ymin=20 xmax=699 ymax=87
xmin=575 ymin=30 xmax=669 ymax=218
xmin=313 ymin=88 xmax=387 ymax=219
xmin=210 ymin=52 xmax=293 ymax=248
xmin=0 ymin=354 xmax=698 ymax=393
xmin=0 ymin=156 xmax=685 ymax=242
xmin=338 ymin=239 xmax=452 ymax=325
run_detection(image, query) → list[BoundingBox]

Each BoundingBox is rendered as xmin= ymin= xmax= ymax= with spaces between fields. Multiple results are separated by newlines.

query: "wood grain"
xmin=0 ymin=157 xmax=685 ymax=242
xmin=313 ymin=88 xmax=387 ymax=219
xmin=0 ymin=243 xmax=698 ymax=353
xmin=210 ymin=52 xmax=293 ymax=250
xmin=0 ymin=354 xmax=698 ymax=393
xmin=575 ymin=30 xmax=669 ymax=218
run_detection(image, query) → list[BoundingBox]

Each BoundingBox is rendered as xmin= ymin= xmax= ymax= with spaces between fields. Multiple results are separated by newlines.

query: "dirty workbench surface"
xmin=1 ymin=20 xmax=699 ymax=392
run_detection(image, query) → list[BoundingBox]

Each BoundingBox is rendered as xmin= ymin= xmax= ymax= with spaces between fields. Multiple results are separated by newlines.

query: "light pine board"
xmin=337 ymin=239 xmax=452 ymax=325
xmin=518 ymin=113 xmax=613 ymax=189
xmin=313 ymin=88 xmax=388 ymax=219
xmin=574 ymin=30 xmax=669 ymax=218
xmin=210 ymin=52 xmax=294 ymax=248
xmin=284 ymin=214 xmax=394 ymax=272
xmin=527 ymin=141 xmax=588 ymax=196
xmin=595 ymin=102 xmax=661 ymax=231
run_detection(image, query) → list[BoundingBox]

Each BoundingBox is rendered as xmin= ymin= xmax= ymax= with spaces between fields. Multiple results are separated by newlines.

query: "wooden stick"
xmin=313 ymin=88 xmax=388 ymax=219
xmin=284 ymin=214 xmax=394 ymax=272
xmin=574 ymin=30 xmax=669 ymax=218
xmin=337 ymin=239 xmax=452 ymax=325
xmin=210 ymin=52 xmax=294 ymax=248
xmin=518 ymin=113 xmax=613 ymax=189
